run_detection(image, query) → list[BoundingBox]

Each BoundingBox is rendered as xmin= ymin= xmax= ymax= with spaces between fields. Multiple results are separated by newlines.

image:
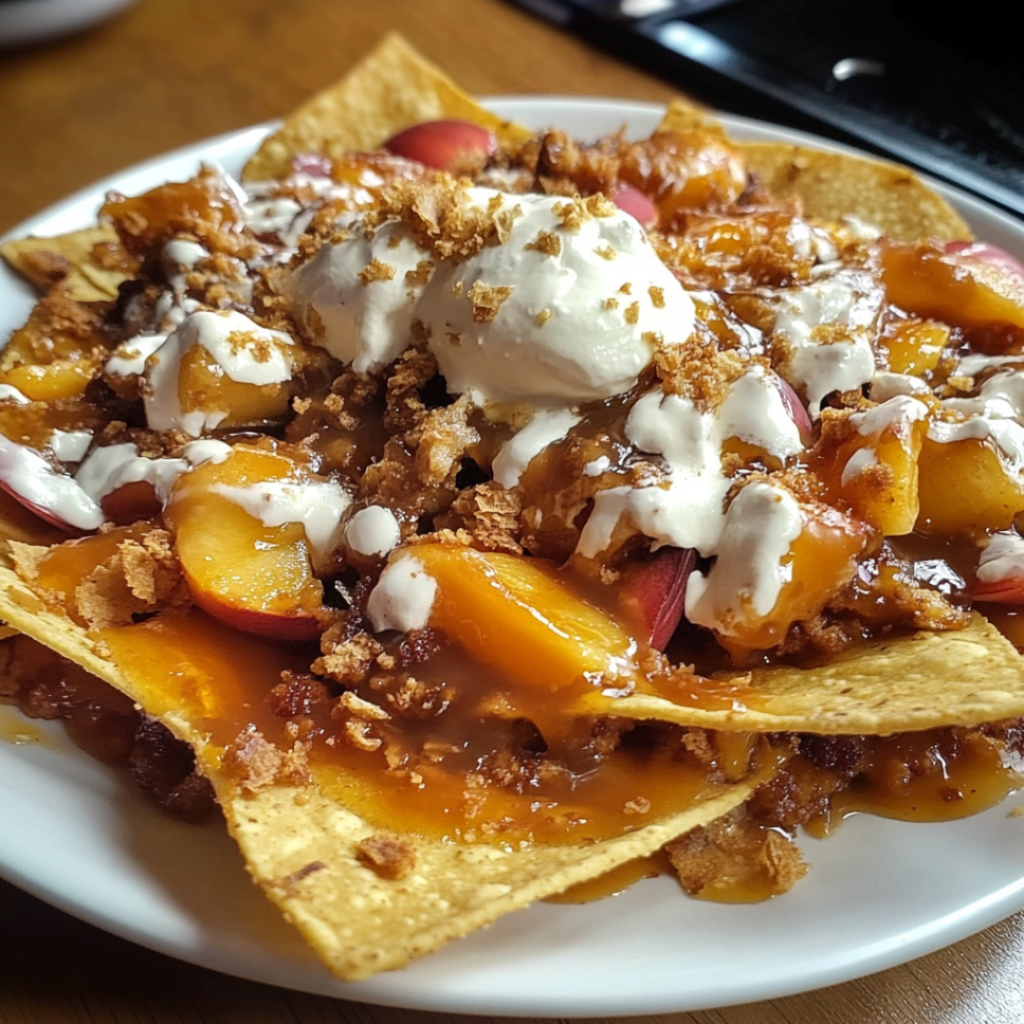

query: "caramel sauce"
xmin=32 ymin=523 xmax=153 ymax=624
xmin=0 ymin=705 xmax=48 ymax=746
xmin=35 ymin=528 xmax=1017 ymax=861
xmin=642 ymin=669 xmax=758 ymax=713
xmin=807 ymin=729 xmax=1023 ymax=837
xmin=546 ymin=851 xmax=672 ymax=903
xmin=96 ymin=607 xmax=778 ymax=846
xmin=980 ymin=606 xmax=1024 ymax=650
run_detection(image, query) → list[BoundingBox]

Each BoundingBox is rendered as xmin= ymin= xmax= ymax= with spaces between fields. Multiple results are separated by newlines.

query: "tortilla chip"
xmin=739 ymin=142 xmax=971 ymax=242
xmin=579 ymin=614 xmax=1024 ymax=735
xmin=242 ymin=33 xmax=533 ymax=182
xmin=0 ymin=563 xmax=759 ymax=978
xmin=1 ymin=226 xmax=132 ymax=302
xmin=657 ymin=96 xmax=724 ymax=135
xmin=230 ymin=774 xmax=751 ymax=979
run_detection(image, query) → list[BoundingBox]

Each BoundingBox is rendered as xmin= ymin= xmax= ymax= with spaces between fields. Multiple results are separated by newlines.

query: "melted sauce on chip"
xmin=98 ymin=609 xmax=778 ymax=846
xmin=546 ymin=852 xmax=672 ymax=903
xmin=807 ymin=729 xmax=1024 ymax=835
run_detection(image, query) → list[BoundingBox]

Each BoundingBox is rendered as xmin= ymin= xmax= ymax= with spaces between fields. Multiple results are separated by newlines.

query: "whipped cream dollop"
xmin=420 ymin=190 xmax=694 ymax=403
xmin=289 ymin=217 xmax=433 ymax=374
xmin=977 ymin=531 xmax=1024 ymax=584
xmin=289 ymin=187 xmax=695 ymax=404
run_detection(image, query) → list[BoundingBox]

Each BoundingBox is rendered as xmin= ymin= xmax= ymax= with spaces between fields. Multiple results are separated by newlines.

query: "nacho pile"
xmin=4 ymin=35 xmax=1024 ymax=981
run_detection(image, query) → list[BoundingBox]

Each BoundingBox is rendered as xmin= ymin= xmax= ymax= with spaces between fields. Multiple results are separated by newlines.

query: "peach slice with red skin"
xmin=619 ymin=547 xmax=697 ymax=651
xmin=163 ymin=446 xmax=328 ymax=642
xmin=972 ymin=573 xmax=1024 ymax=604
xmin=880 ymin=239 xmax=1024 ymax=332
xmin=406 ymin=544 xmax=641 ymax=695
xmin=383 ymin=120 xmax=496 ymax=170
xmin=0 ymin=479 xmax=81 ymax=533
xmin=612 ymin=184 xmax=659 ymax=228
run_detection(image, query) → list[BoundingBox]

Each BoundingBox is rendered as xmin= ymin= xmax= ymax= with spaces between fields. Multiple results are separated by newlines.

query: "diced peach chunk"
xmin=816 ymin=415 xmax=926 ymax=536
xmin=880 ymin=320 xmax=949 ymax=376
xmin=916 ymin=436 xmax=1024 ymax=537
xmin=409 ymin=544 xmax=638 ymax=693
xmin=722 ymin=509 xmax=867 ymax=650
xmin=0 ymin=357 xmax=99 ymax=402
xmin=177 ymin=345 xmax=291 ymax=428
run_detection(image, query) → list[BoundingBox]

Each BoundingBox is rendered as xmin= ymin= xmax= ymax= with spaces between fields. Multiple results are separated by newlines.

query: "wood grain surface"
xmin=1 ymin=1 xmax=1023 ymax=1021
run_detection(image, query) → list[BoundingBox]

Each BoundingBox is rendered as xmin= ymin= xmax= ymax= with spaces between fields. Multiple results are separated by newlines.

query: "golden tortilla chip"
xmin=0 ymin=563 xmax=759 ymax=979
xmin=230 ymin=775 xmax=751 ymax=979
xmin=1 ymin=226 xmax=132 ymax=302
xmin=656 ymin=96 xmax=723 ymax=135
xmin=242 ymin=33 xmax=533 ymax=182
xmin=579 ymin=614 xmax=1024 ymax=734
xmin=739 ymin=142 xmax=971 ymax=242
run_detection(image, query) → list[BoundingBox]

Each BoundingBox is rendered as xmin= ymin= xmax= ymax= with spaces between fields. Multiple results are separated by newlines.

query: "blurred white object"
xmin=0 ymin=0 xmax=137 ymax=47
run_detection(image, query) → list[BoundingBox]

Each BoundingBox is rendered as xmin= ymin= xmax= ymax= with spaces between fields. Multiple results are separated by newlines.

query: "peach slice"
xmin=880 ymin=240 xmax=1024 ymax=332
xmin=619 ymin=547 xmax=697 ymax=651
xmin=972 ymin=573 xmax=1024 ymax=604
xmin=176 ymin=344 xmax=292 ymax=428
xmin=383 ymin=120 xmax=495 ymax=170
xmin=0 ymin=435 xmax=102 ymax=533
xmin=916 ymin=435 xmax=1024 ymax=537
xmin=612 ymin=184 xmax=658 ymax=228
xmin=163 ymin=446 xmax=329 ymax=641
xmin=0 ymin=478 xmax=82 ymax=533
xmin=0 ymin=356 xmax=100 ymax=402
xmin=405 ymin=544 xmax=639 ymax=694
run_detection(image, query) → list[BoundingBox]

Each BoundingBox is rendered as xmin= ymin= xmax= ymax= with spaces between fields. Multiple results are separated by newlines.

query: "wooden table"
xmin=1 ymin=1 xmax=1023 ymax=1021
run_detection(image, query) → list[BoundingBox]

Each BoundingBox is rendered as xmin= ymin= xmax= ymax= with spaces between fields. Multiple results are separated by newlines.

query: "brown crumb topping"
xmin=222 ymin=725 xmax=312 ymax=794
xmin=359 ymin=258 xmax=397 ymax=285
xmin=356 ymin=833 xmax=417 ymax=880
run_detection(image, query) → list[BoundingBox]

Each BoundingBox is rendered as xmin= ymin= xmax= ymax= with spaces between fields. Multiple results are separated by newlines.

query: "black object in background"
xmin=506 ymin=0 xmax=1024 ymax=219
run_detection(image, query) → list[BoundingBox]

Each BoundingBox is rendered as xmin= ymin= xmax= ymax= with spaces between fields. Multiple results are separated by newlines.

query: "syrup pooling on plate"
xmin=4 ymin=53 xmax=1024 ymax=985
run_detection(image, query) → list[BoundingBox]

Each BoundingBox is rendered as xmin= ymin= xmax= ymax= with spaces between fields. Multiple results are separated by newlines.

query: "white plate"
xmin=3 ymin=99 xmax=1024 ymax=1018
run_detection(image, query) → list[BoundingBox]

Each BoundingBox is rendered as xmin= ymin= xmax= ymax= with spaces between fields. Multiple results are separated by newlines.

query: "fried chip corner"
xmin=1 ymin=225 xmax=132 ymax=302
xmin=739 ymin=141 xmax=972 ymax=242
xmin=0 ymin=562 xmax=763 ymax=979
xmin=242 ymin=33 xmax=533 ymax=182
xmin=580 ymin=614 xmax=1024 ymax=735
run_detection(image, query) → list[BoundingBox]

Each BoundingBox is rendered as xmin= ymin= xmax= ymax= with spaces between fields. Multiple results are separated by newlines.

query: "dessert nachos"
xmin=3 ymin=34 xmax=1024 ymax=981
